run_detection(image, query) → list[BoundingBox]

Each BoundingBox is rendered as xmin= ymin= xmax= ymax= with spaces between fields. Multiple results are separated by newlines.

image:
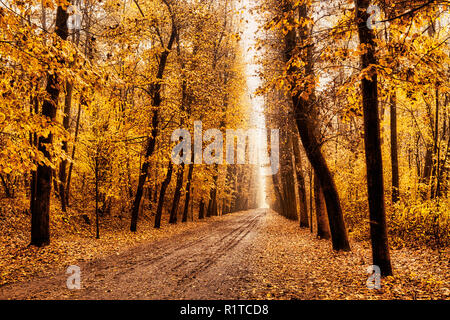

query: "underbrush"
xmin=389 ymin=198 xmax=449 ymax=249
xmin=343 ymin=197 xmax=449 ymax=249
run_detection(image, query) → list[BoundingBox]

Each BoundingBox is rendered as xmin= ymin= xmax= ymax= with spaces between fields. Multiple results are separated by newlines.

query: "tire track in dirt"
xmin=169 ymin=213 xmax=261 ymax=274
xmin=174 ymin=213 xmax=261 ymax=286
xmin=0 ymin=209 xmax=267 ymax=300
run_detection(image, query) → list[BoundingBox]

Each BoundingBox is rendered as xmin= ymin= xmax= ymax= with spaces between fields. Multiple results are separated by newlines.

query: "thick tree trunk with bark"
xmin=314 ymin=174 xmax=331 ymax=240
xmin=281 ymin=0 xmax=350 ymax=251
xmin=198 ymin=199 xmax=205 ymax=220
xmin=355 ymin=0 xmax=392 ymax=276
xmin=30 ymin=6 xmax=68 ymax=247
xmin=130 ymin=110 xmax=158 ymax=231
xmin=280 ymin=131 xmax=298 ymax=220
xmin=292 ymin=131 xmax=309 ymax=227
xmin=271 ymin=171 xmax=284 ymax=215
xmin=294 ymin=115 xmax=350 ymax=251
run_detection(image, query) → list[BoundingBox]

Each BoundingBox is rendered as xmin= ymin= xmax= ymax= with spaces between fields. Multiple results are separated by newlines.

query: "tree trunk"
xmin=281 ymin=0 xmax=350 ymax=251
xmin=154 ymin=161 xmax=174 ymax=229
xmin=65 ymin=99 xmax=82 ymax=207
xmin=198 ymin=199 xmax=205 ymax=220
xmin=207 ymin=166 xmax=219 ymax=217
xmin=182 ymin=161 xmax=194 ymax=223
xmin=271 ymin=172 xmax=284 ymax=215
xmin=355 ymin=0 xmax=392 ymax=276
xmin=130 ymin=18 xmax=177 ymax=232
xmin=292 ymin=131 xmax=309 ymax=227
xmin=422 ymin=146 xmax=433 ymax=188
xmin=29 ymin=97 xmax=39 ymax=218
xmin=30 ymin=5 xmax=68 ymax=247
xmin=280 ymin=132 xmax=298 ymax=220
xmin=59 ymin=81 xmax=73 ymax=212
xmin=315 ymin=174 xmax=331 ymax=240
xmin=431 ymin=86 xmax=440 ymax=199
xmin=169 ymin=164 xmax=185 ymax=224
xmin=0 ymin=175 xmax=13 ymax=198
xmin=390 ymin=92 xmax=400 ymax=203
xmin=95 ymin=154 xmax=100 ymax=239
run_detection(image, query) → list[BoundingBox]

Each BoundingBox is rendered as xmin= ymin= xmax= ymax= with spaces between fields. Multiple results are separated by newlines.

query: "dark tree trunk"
xmin=223 ymin=165 xmax=235 ymax=214
xmin=30 ymin=5 xmax=68 ymax=247
xmin=59 ymin=81 xmax=73 ymax=212
xmin=153 ymin=183 xmax=158 ymax=203
xmin=314 ymin=174 xmax=331 ymax=240
xmin=292 ymin=61 xmax=350 ymax=251
xmin=355 ymin=0 xmax=392 ymax=276
xmin=29 ymin=97 xmax=39 ymax=216
xmin=1 ymin=175 xmax=13 ymax=198
xmin=65 ymin=99 xmax=82 ymax=207
xmin=280 ymin=132 xmax=298 ymax=220
xmin=173 ymin=59 xmax=192 ymax=223
xmin=207 ymin=190 xmax=218 ymax=217
xmin=198 ymin=199 xmax=205 ymax=220
xmin=422 ymin=146 xmax=433 ymax=188
xmin=169 ymin=164 xmax=185 ymax=224
xmin=309 ymin=167 xmax=313 ymax=232
xmin=94 ymin=154 xmax=100 ymax=239
xmin=431 ymin=86 xmax=440 ymax=199
xmin=390 ymin=92 xmax=400 ymax=203
xmin=292 ymin=131 xmax=309 ymax=227
xmin=207 ymin=167 xmax=219 ymax=217
xmin=154 ymin=162 xmax=174 ymax=229
xmin=52 ymin=171 xmax=59 ymax=198
xmin=130 ymin=18 xmax=177 ymax=232
xmin=281 ymin=0 xmax=350 ymax=251
xmin=182 ymin=161 xmax=194 ymax=223
xmin=271 ymin=172 xmax=284 ymax=215
xmin=130 ymin=108 xmax=159 ymax=231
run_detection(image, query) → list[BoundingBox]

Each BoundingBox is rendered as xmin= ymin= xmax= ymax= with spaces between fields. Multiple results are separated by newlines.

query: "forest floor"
xmin=0 ymin=209 xmax=448 ymax=300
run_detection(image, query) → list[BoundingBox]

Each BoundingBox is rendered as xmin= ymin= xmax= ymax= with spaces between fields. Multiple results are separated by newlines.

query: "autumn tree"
xmin=355 ymin=0 xmax=392 ymax=276
xmin=130 ymin=0 xmax=177 ymax=232
xmin=270 ymin=0 xmax=351 ymax=251
xmin=30 ymin=4 xmax=69 ymax=247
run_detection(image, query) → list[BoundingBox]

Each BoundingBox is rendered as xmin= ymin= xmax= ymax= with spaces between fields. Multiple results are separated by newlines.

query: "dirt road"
xmin=0 ymin=210 xmax=266 ymax=300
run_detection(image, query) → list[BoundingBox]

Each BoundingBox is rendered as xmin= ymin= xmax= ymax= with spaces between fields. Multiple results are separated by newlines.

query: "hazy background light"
xmin=240 ymin=0 xmax=269 ymax=209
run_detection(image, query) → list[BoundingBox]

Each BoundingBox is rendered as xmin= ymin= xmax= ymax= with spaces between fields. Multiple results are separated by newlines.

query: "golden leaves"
xmin=358 ymin=64 xmax=378 ymax=81
xmin=55 ymin=0 xmax=71 ymax=9
xmin=42 ymin=0 xmax=54 ymax=9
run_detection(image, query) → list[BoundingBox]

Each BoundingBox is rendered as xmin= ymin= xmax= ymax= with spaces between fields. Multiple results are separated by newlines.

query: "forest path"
xmin=0 ymin=209 xmax=267 ymax=300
